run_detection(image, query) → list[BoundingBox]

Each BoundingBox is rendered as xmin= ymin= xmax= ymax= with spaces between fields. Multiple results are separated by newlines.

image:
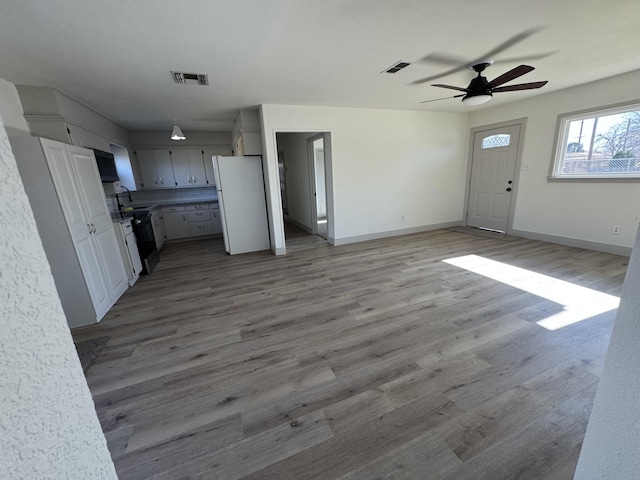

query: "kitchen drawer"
xmin=186 ymin=203 xmax=211 ymax=211
xmin=162 ymin=205 xmax=186 ymax=213
xmin=189 ymin=221 xmax=214 ymax=236
xmin=187 ymin=210 xmax=211 ymax=222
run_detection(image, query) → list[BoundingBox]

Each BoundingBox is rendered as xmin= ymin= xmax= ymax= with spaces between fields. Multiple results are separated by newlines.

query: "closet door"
xmin=40 ymin=138 xmax=110 ymax=317
xmin=68 ymin=145 xmax=128 ymax=304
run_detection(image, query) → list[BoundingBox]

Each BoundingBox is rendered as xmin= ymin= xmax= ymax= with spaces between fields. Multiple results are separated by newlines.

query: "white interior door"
xmin=467 ymin=124 xmax=521 ymax=232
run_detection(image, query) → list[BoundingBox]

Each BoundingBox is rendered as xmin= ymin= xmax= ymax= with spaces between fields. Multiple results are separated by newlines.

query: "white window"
xmin=550 ymin=103 xmax=640 ymax=179
xmin=482 ymin=134 xmax=511 ymax=149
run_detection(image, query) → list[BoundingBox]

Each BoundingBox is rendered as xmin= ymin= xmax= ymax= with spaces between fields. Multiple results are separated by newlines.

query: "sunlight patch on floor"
xmin=443 ymin=254 xmax=620 ymax=330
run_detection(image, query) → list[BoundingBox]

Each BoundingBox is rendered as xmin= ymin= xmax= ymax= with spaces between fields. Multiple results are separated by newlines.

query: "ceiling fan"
xmin=421 ymin=61 xmax=548 ymax=105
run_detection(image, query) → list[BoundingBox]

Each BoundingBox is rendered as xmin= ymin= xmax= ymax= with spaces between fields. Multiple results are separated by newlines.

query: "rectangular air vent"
xmin=171 ymin=71 xmax=209 ymax=86
xmin=383 ymin=61 xmax=411 ymax=74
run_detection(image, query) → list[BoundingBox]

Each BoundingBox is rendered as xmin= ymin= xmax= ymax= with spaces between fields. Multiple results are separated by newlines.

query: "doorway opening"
xmin=275 ymin=132 xmax=332 ymax=251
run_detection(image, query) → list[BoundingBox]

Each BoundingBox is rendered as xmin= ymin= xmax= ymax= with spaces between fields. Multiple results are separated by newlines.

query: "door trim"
xmin=463 ymin=118 xmax=527 ymax=235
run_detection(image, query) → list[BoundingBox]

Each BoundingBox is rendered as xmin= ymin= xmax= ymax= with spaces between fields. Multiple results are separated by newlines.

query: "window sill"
xmin=547 ymin=175 xmax=640 ymax=183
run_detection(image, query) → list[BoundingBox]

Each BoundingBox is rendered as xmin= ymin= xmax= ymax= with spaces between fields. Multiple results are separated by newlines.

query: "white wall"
xmin=0 ymin=110 xmax=117 ymax=478
xmin=469 ymin=70 xmax=640 ymax=253
xmin=574 ymin=225 xmax=640 ymax=478
xmin=261 ymin=105 xmax=469 ymax=252
xmin=0 ymin=77 xmax=29 ymax=136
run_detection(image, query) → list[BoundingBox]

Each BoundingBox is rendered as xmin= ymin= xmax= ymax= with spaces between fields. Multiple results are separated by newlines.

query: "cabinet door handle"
xmin=154 ymin=177 xmax=158 ymax=185
xmin=160 ymin=177 xmax=164 ymax=185
xmin=193 ymin=176 xmax=197 ymax=183
xmin=87 ymin=223 xmax=92 ymax=233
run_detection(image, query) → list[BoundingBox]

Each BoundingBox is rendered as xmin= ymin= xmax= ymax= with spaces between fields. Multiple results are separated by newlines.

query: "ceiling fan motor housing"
xmin=467 ymin=75 xmax=492 ymax=97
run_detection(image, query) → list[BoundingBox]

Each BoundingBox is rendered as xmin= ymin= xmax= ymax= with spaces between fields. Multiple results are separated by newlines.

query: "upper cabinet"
xmin=172 ymin=149 xmax=207 ymax=187
xmin=231 ymin=109 xmax=263 ymax=156
xmin=134 ymin=149 xmax=176 ymax=188
xmin=132 ymin=145 xmax=232 ymax=189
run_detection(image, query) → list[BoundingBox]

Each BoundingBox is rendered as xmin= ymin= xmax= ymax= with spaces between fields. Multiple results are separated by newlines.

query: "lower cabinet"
xmin=163 ymin=206 xmax=190 ymax=240
xmin=162 ymin=203 xmax=221 ymax=240
xmin=211 ymin=207 xmax=223 ymax=234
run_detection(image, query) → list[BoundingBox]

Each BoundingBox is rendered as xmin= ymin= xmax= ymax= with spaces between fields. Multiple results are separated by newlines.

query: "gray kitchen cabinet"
xmin=11 ymin=136 xmax=128 ymax=328
xmin=135 ymin=149 xmax=177 ymax=188
xmin=202 ymin=146 xmax=232 ymax=185
xmin=132 ymin=145 xmax=231 ymax=189
xmin=171 ymin=149 xmax=207 ymax=187
xmin=161 ymin=203 xmax=220 ymax=240
xmin=211 ymin=206 xmax=223 ymax=234
xmin=162 ymin=206 xmax=190 ymax=240
xmin=187 ymin=203 xmax=213 ymax=237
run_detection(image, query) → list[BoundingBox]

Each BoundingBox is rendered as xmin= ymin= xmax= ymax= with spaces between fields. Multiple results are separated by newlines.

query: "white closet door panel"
xmin=40 ymin=138 xmax=90 ymax=244
xmin=94 ymin=227 xmax=129 ymax=300
xmin=67 ymin=145 xmax=112 ymax=231
xmin=75 ymin=234 xmax=109 ymax=318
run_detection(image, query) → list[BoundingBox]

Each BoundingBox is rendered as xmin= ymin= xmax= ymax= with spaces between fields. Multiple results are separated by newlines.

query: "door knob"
xmin=506 ymin=187 xmax=512 ymax=192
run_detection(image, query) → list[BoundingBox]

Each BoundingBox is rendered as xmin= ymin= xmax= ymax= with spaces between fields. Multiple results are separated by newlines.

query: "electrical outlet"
xmin=612 ymin=226 xmax=621 ymax=234
xmin=522 ymin=162 xmax=531 ymax=170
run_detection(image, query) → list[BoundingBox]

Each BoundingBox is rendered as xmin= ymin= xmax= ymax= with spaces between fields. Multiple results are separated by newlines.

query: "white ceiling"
xmin=1 ymin=0 xmax=639 ymax=132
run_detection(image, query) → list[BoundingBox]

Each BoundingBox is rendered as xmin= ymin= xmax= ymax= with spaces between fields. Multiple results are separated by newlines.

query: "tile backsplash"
xmin=130 ymin=186 xmax=218 ymax=205
xmin=104 ymin=186 xmax=218 ymax=215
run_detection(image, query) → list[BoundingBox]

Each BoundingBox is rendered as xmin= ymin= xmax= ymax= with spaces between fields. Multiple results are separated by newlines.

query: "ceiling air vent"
xmin=383 ymin=61 xmax=411 ymax=74
xmin=171 ymin=71 xmax=209 ymax=86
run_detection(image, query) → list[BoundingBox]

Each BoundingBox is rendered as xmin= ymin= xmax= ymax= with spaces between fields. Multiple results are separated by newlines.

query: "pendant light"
xmin=170 ymin=120 xmax=186 ymax=141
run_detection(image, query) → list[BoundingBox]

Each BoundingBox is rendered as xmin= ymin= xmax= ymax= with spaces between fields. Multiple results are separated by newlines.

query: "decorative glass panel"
xmin=482 ymin=134 xmax=511 ymax=149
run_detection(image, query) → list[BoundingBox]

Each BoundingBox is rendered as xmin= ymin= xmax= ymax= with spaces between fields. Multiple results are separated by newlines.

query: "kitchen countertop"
xmin=112 ymin=199 xmax=219 ymax=221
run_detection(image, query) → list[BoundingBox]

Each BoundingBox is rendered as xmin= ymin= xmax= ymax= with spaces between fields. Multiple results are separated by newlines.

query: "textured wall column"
xmin=0 ymin=115 xmax=117 ymax=477
xmin=574 ymin=224 xmax=640 ymax=479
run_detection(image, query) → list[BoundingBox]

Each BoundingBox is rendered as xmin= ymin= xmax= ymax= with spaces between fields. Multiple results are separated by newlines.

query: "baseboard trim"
xmin=510 ymin=228 xmax=632 ymax=256
xmin=333 ymin=221 xmax=462 ymax=246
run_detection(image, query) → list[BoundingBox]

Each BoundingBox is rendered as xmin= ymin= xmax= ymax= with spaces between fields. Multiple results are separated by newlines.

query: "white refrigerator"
xmin=213 ymin=155 xmax=271 ymax=255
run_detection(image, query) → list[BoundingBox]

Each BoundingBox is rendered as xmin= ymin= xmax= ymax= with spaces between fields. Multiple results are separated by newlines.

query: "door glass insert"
xmin=482 ymin=134 xmax=511 ymax=149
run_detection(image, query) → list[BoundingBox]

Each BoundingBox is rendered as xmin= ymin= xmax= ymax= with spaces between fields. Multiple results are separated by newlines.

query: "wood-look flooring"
xmin=72 ymin=226 xmax=628 ymax=480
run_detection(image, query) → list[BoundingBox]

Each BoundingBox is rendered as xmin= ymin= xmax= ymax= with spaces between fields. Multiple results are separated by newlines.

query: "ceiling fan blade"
xmin=482 ymin=27 xmax=543 ymax=59
xmin=410 ymin=66 xmax=467 ymax=85
xmin=417 ymin=52 xmax=469 ymax=67
xmin=489 ymin=65 xmax=535 ymax=87
xmin=492 ymin=81 xmax=548 ymax=92
xmin=420 ymin=94 xmax=465 ymax=104
xmin=493 ymin=52 xmax=557 ymax=65
xmin=432 ymin=84 xmax=469 ymax=92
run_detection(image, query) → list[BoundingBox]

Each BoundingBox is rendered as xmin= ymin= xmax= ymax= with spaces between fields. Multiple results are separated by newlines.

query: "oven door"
xmin=132 ymin=213 xmax=159 ymax=274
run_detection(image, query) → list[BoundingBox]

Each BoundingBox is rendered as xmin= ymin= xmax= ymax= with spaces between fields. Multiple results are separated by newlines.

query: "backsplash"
xmin=104 ymin=186 xmax=218 ymax=215
xmin=130 ymin=186 xmax=218 ymax=206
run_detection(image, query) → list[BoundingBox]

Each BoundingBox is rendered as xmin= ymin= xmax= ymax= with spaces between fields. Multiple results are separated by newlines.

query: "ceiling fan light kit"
xmin=462 ymin=94 xmax=492 ymax=105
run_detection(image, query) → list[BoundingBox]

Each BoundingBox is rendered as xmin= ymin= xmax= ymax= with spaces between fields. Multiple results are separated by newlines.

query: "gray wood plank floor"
xmin=72 ymin=227 xmax=628 ymax=480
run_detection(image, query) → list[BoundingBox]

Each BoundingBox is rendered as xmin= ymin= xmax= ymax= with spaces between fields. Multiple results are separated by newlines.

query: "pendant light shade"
xmin=170 ymin=123 xmax=186 ymax=141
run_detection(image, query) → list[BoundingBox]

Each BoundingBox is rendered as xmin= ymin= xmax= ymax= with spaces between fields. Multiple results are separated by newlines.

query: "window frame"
xmin=548 ymin=100 xmax=640 ymax=182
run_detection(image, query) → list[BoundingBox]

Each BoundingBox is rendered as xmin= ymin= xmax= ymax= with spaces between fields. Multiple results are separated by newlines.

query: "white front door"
xmin=467 ymin=124 xmax=521 ymax=232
